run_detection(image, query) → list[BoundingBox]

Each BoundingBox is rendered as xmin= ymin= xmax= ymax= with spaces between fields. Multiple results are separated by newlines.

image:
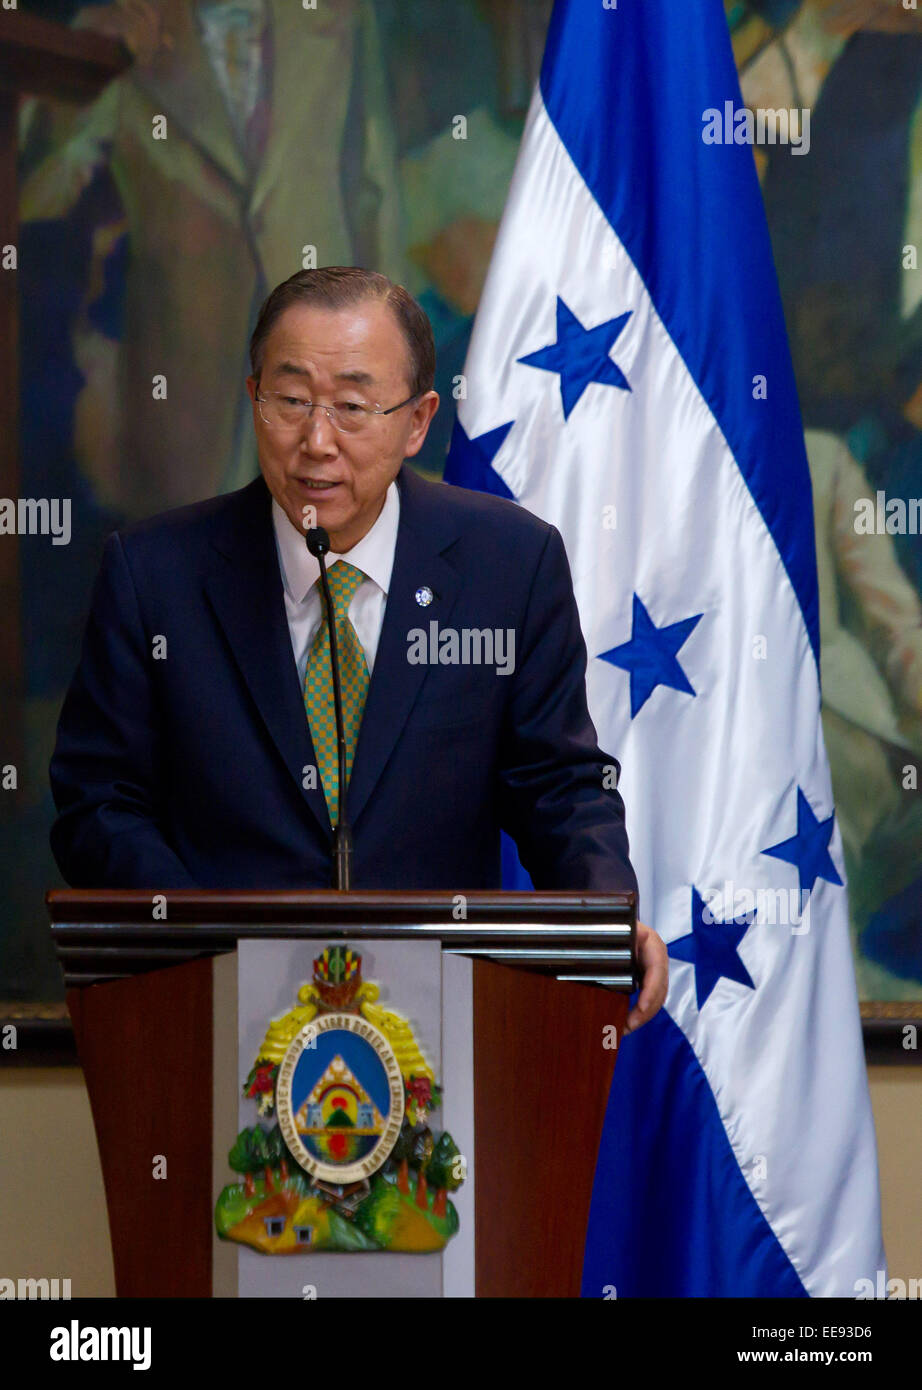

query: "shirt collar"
xmin=197 ymin=0 xmax=265 ymax=27
xmin=271 ymin=481 xmax=400 ymax=604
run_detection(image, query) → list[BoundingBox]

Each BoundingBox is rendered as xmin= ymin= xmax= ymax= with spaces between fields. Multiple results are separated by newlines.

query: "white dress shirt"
xmin=196 ymin=0 xmax=267 ymax=146
xmin=271 ymin=483 xmax=400 ymax=684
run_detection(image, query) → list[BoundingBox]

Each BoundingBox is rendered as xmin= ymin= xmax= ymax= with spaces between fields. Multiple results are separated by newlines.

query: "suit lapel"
xmin=134 ymin=0 xmax=249 ymax=189
xmin=202 ymin=467 xmax=466 ymax=840
xmin=204 ymin=476 xmax=332 ymax=838
xmin=347 ymin=466 xmax=463 ymax=827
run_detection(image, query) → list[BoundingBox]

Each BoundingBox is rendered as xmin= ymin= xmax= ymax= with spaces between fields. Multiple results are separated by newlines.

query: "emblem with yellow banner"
xmin=215 ymin=946 xmax=464 ymax=1253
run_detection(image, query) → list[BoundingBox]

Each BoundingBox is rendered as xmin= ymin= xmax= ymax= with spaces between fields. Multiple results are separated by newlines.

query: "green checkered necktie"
xmin=303 ymin=561 xmax=369 ymax=827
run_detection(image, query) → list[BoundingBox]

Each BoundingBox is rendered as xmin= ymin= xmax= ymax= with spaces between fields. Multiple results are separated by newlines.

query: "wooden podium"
xmin=48 ymin=889 xmax=636 ymax=1298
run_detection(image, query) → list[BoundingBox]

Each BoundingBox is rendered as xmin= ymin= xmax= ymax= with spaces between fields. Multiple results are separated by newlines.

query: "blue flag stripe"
xmin=581 ymin=1009 xmax=808 ymax=1299
xmin=539 ymin=0 xmax=820 ymax=667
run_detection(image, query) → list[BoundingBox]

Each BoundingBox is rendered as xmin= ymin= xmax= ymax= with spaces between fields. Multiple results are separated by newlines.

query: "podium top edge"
xmin=46 ymin=887 xmax=636 ymax=926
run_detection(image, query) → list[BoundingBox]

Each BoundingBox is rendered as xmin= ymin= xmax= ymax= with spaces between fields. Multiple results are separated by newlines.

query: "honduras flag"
xmin=445 ymin=0 xmax=885 ymax=1296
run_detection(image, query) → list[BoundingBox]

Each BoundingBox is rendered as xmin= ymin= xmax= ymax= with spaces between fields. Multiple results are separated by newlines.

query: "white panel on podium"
xmin=230 ymin=938 xmax=474 ymax=1298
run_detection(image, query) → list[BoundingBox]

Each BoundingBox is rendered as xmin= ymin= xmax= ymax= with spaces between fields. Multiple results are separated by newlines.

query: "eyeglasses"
xmin=254 ymin=388 xmax=419 ymax=434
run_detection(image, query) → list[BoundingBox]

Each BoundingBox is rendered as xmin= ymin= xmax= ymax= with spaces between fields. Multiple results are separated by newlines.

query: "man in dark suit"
xmin=49 ymin=266 xmax=666 ymax=1029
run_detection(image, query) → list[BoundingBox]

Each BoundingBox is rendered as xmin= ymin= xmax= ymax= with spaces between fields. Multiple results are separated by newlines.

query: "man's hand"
xmin=625 ymin=920 xmax=668 ymax=1034
xmin=74 ymin=0 xmax=173 ymax=65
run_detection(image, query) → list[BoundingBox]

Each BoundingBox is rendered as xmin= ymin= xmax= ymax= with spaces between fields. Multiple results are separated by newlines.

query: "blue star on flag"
xmin=762 ymin=787 xmax=843 ymax=897
xmin=517 ymin=297 xmax=632 ymax=419
xmin=668 ymin=886 xmax=757 ymax=1010
xmin=444 ymin=418 xmax=516 ymax=499
xmin=599 ymin=593 xmax=702 ymax=717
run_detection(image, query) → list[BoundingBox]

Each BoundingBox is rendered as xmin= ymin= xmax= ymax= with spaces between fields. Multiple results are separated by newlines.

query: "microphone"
xmin=305 ymin=526 xmax=353 ymax=890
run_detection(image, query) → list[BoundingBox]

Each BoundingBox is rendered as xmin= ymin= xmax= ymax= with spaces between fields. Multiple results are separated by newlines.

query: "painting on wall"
xmin=731 ymin=0 xmax=922 ymax=1016
xmin=2 ymin=0 xmax=919 ymax=1026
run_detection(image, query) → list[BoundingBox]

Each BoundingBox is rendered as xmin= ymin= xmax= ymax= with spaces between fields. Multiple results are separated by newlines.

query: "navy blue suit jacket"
xmin=50 ymin=465 xmax=638 ymax=895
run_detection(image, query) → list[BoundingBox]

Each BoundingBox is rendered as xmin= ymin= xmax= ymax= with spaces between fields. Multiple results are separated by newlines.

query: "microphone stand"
xmin=305 ymin=527 xmax=353 ymax=890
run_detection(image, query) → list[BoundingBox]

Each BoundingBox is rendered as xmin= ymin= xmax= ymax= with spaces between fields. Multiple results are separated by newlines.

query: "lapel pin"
xmin=415 ymin=585 xmax=434 ymax=608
